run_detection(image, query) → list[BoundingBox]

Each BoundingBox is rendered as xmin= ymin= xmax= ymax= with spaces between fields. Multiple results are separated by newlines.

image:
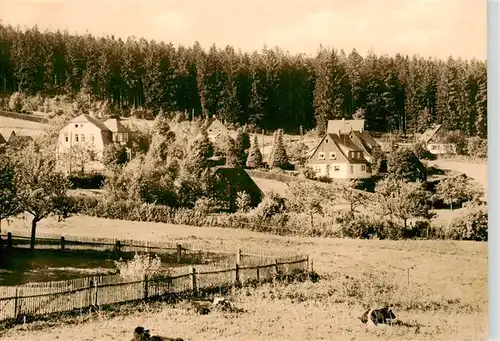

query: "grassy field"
xmin=0 ymin=116 xmax=49 ymax=139
xmin=0 ymin=215 xmax=488 ymax=341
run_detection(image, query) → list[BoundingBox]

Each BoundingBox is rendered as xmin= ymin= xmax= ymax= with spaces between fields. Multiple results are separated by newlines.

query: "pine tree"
xmin=246 ymin=135 xmax=263 ymax=168
xmin=270 ymin=129 xmax=289 ymax=169
xmin=233 ymin=127 xmax=247 ymax=167
xmin=268 ymin=130 xmax=278 ymax=164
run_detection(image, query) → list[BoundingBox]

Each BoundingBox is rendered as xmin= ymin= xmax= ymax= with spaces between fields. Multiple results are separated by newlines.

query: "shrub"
xmin=8 ymin=92 xmax=24 ymax=112
xmin=115 ymin=253 xmax=164 ymax=281
xmin=467 ymin=137 xmax=487 ymax=159
xmin=299 ymin=167 xmax=316 ymax=180
xmin=67 ymin=173 xmax=106 ymax=189
xmin=412 ymin=142 xmax=436 ymax=160
xmin=448 ymin=205 xmax=488 ymax=241
xmin=236 ymin=191 xmax=251 ymax=213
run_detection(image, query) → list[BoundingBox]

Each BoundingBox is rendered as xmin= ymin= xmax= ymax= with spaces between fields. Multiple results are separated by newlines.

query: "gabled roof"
xmin=207 ymin=116 xmax=229 ymax=134
xmin=7 ymin=131 xmax=33 ymax=147
xmin=420 ymin=124 xmax=442 ymax=144
xmin=327 ymin=119 xmax=365 ymax=134
xmin=68 ymin=114 xmax=111 ymax=132
xmin=308 ymin=133 xmax=368 ymax=165
xmin=103 ymin=118 xmax=128 ymax=133
xmin=349 ymin=130 xmax=381 ymax=157
xmin=214 ymin=166 xmax=263 ymax=207
xmin=0 ymin=133 xmax=6 ymax=144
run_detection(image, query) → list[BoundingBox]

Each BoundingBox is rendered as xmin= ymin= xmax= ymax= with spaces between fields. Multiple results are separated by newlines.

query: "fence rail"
xmin=0 ymin=232 xmax=310 ymax=322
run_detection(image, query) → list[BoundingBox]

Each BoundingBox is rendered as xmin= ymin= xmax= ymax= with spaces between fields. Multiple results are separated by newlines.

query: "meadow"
xmin=0 ymin=215 xmax=488 ymax=341
xmin=0 ymin=116 xmax=49 ymax=139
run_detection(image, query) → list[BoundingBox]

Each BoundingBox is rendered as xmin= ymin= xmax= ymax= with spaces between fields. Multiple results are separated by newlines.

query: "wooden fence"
xmin=0 ymin=232 xmax=310 ymax=322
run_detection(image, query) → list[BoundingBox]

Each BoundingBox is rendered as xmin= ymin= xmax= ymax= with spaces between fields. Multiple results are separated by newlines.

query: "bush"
xmin=467 ymin=137 xmax=487 ymax=159
xmin=115 ymin=253 xmax=164 ymax=281
xmin=8 ymin=92 xmax=24 ymax=112
xmin=412 ymin=143 xmax=436 ymax=160
xmin=67 ymin=173 xmax=106 ymax=189
xmin=448 ymin=206 xmax=488 ymax=241
xmin=299 ymin=167 xmax=316 ymax=180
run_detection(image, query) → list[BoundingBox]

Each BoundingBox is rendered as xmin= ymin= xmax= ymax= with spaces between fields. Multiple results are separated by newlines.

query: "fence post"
xmin=234 ymin=263 xmax=240 ymax=286
xmin=60 ymin=236 xmax=65 ymax=251
xmin=93 ymin=277 xmax=99 ymax=307
xmin=191 ymin=267 xmax=197 ymax=296
xmin=13 ymin=287 xmax=19 ymax=318
xmin=177 ymin=244 xmax=182 ymax=263
xmin=274 ymin=259 xmax=279 ymax=274
xmin=143 ymin=274 xmax=149 ymax=300
xmin=236 ymin=248 xmax=242 ymax=264
xmin=309 ymin=258 xmax=314 ymax=272
xmin=256 ymin=266 xmax=260 ymax=281
xmin=115 ymin=240 xmax=121 ymax=259
xmin=7 ymin=232 xmax=12 ymax=249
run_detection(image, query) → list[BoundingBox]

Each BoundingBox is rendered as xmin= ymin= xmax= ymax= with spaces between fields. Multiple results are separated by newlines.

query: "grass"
xmin=0 ymin=116 xmax=49 ymax=138
xmin=0 ymin=215 xmax=488 ymax=341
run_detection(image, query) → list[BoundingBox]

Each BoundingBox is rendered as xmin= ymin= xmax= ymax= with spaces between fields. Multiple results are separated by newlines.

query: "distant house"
xmin=56 ymin=114 xmax=131 ymax=173
xmin=206 ymin=116 xmax=232 ymax=142
xmin=327 ymin=119 xmax=381 ymax=163
xmin=306 ymin=133 xmax=371 ymax=180
xmin=213 ymin=166 xmax=264 ymax=211
xmin=6 ymin=130 xmax=33 ymax=150
xmin=419 ymin=124 xmax=456 ymax=155
xmin=0 ymin=133 xmax=6 ymax=145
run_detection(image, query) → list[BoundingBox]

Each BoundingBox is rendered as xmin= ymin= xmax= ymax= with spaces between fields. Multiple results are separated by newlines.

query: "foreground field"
xmin=0 ymin=215 xmax=488 ymax=341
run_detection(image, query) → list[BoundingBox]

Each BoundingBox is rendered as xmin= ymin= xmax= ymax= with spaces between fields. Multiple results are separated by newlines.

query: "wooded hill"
xmin=0 ymin=24 xmax=487 ymax=137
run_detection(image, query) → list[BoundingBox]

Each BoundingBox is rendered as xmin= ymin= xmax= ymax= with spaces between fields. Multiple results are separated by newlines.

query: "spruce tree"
xmin=246 ymin=135 xmax=263 ymax=168
xmin=268 ymin=130 xmax=278 ymax=165
xmin=270 ymin=129 xmax=289 ymax=169
xmin=233 ymin=127 xmax=247 ymax=167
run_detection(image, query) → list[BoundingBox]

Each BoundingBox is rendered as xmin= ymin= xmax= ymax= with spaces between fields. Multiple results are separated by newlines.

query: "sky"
xmin=0 ymin=0 xmax=486 ymax=60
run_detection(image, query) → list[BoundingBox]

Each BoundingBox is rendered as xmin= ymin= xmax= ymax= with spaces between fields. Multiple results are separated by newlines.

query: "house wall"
xmin=207 ymin=120 xmax=228 ymax=141
xmin=306 ymin=135 xmax=370 ymax=179
xmin=427 ymin=143 xmax=456 ymax=155
xmin=57 ymin=123 xmax=110 ymax=158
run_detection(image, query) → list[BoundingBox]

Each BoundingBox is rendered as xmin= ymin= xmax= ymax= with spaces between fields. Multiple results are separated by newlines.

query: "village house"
xmin=56 ymin=114 xmax=131 ymax=173
xmin=4 ymin=130 xmax=33 ymax=150
xmin=306 ymin=119 xmax=380 ymax=179
xmin=418 ymin=124 xmax=456 ymax=155
xmin=306 ymin=133 xmax=371 ymax=179
xmin=206 ymin=115 xmax=235 ymax=142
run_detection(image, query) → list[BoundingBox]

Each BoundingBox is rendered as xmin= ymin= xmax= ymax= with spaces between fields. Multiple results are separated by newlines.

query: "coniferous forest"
xmin=0 ymin=24 xmax=487 ymax=137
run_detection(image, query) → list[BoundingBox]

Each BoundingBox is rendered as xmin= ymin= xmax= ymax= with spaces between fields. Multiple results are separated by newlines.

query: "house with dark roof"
xmin=326 ymin=119 xmax=381 ymax=163
xmin=0 ymin=133 xmax=6 ymax=145
xmin=213 ymin=166 xmax=263 ymax=211
xmin=306 ymin=133 xmax=371 ymax=179
xmin=418 ymin=124 xmax=456 ymax=155
xmin=6 ymin=130 xmax=33 ymax=150
xmin=56 ymin=114 xmax=131 ymax=173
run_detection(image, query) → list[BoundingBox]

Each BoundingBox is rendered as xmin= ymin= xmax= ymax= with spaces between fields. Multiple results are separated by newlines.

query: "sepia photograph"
xmin=0 ymin=0 xmax=491 ymax=340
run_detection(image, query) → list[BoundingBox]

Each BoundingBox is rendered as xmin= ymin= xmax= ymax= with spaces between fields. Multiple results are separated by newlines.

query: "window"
xmin=91 ymin=134 xmax=95 ymax=143
xmin=123 ymin=133 xmax=129 ymax=143
xmin=361 ymin=165 xmax=366 ymax=172
xmin=74 ymin=124 xmax=78 ymax=128
xmin=64 ymin=133 xmax=68 ymax=142
xmin=81 ymin=134 xmax=85 ymax=143
xmin=318 ymin=152 xmax=326 ymax=160
xmin=350 ymin=165 xmax=353 ymax=173
xmin=75 ymin=135 xmax=79 ymax=142
xmin=325 ymin=138 xmax=329 ymax=143
xmin=329 ymin=152 xmax=336 ymax=160
xmin=334 ymin=165 xmax=340 ymax=171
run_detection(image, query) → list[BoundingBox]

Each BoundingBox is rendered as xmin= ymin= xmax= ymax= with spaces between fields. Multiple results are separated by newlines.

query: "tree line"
xmin=0 ymin=24 xmax=487 ymax=137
